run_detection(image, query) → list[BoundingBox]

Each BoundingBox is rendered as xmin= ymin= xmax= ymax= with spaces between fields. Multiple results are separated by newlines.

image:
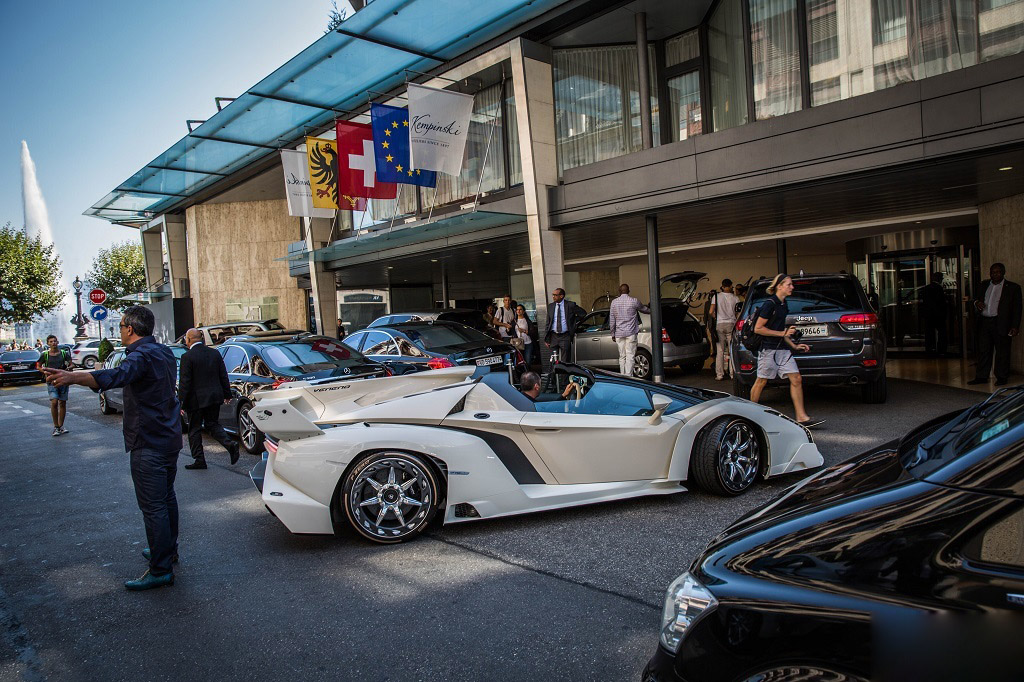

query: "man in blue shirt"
xmin=43 ymin=305 xmax=182 ymax=591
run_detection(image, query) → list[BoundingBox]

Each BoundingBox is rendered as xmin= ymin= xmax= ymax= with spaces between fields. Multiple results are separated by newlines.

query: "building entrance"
xmin=861 ymin=247 xmax=974 ymax=357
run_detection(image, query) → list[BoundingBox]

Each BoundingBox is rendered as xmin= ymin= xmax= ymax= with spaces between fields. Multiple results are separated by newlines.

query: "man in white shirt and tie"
xmin=543 ymin=288 xmax=585 ymax=365
xmin=969 ymin=262 xmax=1022 ymax=386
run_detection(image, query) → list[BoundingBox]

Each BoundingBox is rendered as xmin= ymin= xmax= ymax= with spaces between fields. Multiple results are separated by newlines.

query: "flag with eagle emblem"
xmin=306 ymin=137 xmax=340 ymax=209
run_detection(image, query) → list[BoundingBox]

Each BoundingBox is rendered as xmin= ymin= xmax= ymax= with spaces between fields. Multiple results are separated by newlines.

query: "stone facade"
xmin=979 ymin=191 xmax=1024 ymax=373
xmin=184 ymin=200 xmax=307 ymax=331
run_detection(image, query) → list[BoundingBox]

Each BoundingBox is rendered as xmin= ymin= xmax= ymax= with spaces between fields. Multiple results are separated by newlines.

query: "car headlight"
xmin=660 ymin=571 xmax=718 ymax=653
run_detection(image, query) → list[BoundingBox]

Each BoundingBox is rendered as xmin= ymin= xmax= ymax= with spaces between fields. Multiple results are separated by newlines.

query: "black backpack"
xmin=738 ymin=307 xmax=763 ymax=353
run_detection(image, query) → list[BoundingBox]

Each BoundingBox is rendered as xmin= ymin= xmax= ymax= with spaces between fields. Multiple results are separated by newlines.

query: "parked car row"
xmin=0 ymin=349 xmax=44 ymax=386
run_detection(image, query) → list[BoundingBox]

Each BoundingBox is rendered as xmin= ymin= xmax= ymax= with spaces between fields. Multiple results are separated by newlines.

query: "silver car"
xmin=572 ymin=272 xmax=710 ymax=379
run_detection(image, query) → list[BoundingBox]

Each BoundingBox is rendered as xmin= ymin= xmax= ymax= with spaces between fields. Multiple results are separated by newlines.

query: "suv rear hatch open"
xmin=660 ymin=271 xmax=707 ymax=346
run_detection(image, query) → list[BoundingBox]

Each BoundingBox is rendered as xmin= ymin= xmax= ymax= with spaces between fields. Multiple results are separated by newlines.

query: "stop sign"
xmin=89 ymin=288 xmax=107 ymax=305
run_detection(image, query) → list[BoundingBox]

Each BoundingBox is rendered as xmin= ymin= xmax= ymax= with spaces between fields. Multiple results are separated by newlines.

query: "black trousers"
xmin=548 ymin=332 xmax=573 ymax=364
xmin=975 ymin=317 xmax=1013 ymax=381
xmin=130 ymin=448 xmax=178 ymax=576
xmin=923 ymin=313 xmax=947 ymax=355
xmin=188 ymin=403 xmax=234 ymax=461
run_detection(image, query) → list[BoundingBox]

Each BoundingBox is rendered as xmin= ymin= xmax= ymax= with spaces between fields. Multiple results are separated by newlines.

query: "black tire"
xmin=860 ymin=371 xmax=887 ymax=404
xmin=690 ymin=418 xmax=762 ymax=496
xmin=340 ymin=451 xmax=441 ymax=544
xmin=98 ymin=392 xmax=116 ymax=415
xmin=632 ymin=348 xmax=653 ymax=379
xmin=83 ymin=356 xmax=96 ymax=369
xmin=732 ymin=376 xmax=752 ymax=400
xmin=236 ymin=401 xmax=264 ymax=454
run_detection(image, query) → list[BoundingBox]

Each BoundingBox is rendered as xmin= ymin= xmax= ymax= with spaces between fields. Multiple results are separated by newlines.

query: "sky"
xmin=0 ymin=1 xmax=343 ymax=285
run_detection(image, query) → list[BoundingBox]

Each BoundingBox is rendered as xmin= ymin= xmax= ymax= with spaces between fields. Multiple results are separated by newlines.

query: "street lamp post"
xmin=71 ymin=276 xmax=87 ymax=340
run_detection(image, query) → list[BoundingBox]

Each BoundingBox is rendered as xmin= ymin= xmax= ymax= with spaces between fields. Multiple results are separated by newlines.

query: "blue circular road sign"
xmin=90 ymin=305 xmax=108 ymax=321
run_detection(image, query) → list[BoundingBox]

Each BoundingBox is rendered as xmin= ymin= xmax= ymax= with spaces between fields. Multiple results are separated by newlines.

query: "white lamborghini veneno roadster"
xmin=249 ymin=363 xmax=823 ymax=544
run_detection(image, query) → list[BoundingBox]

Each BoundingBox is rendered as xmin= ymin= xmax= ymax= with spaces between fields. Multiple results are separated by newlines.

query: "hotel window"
xmin=665 ymin=30 xmax=703 ymax=141
xmin=553 ymin=45 xmax=658 ymax=174
xmin=979 ymin=0 xmax=1024 ymax=62
xmin=708 ymin=0 xmax=750 ymax=131
xmin=750 ymin=0 xmax=804 ymax=118
xmin=428 ymin=83 xmax=506 ymax=206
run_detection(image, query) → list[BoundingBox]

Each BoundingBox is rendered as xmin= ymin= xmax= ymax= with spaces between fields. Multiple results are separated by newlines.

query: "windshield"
xmin=401 ymin=325 xmax=491 ymax=349
xmin=437 ymin=311 xmax=484 ymax=328
xmin=747 ymin=278 xmax=863 ymax=313
xmin=1 ymin=351 xmax=39 ymax=361
xmin=259 ymin=338 xmax=372 ymax=375
xmin=901 ymin=389 xmax=1024 ymax=478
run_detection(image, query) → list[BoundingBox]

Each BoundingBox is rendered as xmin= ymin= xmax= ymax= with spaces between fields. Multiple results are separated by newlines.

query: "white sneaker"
xmin=52 ymin=427 xmax=60 ymax=437
xmin=59 ymin=426 xmax=68 ymax=435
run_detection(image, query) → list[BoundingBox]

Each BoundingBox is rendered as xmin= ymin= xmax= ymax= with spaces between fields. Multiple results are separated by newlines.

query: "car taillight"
xmin=271 ymin=377 xmax=294 ymax=390
xmin=427 ymin=357 xmax=454 ymax=370
xmin=264 ymin=438 xmax=278 ymax=454
xmin=383 ymin=365 xmax=393 ymax=376
xmin=839 ymin=313 xmax=877 ymax=330
xmin=735 ymin=319 xmax=745 ymax=332
xmin=862 ymin=359 xmax=878 ymax=367
xmin=740 ymin=363 xmax=754 ymax=371
xmin=661 ymin=328 xmax=671 ymax=343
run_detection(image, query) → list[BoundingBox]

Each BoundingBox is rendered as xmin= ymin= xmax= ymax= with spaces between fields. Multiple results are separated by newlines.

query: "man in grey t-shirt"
xmin=40 ymin=335 xmax=72 ymax=436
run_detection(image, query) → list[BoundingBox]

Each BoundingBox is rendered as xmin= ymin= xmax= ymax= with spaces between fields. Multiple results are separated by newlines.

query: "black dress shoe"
xmin=142 ymin=547 xmax=179 ymax=563
xmin=185 ymin=460 xmax=207 ymax=470
xmin=967 ymin=378 xmax=988 ymax=385
xmin=228 ymin=444 xmax=240 ymax=465
xmin=124 ymin=569 xmax=173 ymax=591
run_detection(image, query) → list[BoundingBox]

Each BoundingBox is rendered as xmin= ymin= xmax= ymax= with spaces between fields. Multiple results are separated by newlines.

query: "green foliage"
xmin=324 ymin=0 xmax=347 ymax=33
xmin=86 ymin=241 xmax=145 ymax=312
xmin=98 ymin=338 xmax=115 ymax=362
xmin=0 ymin=221 xmax=64 ymax=326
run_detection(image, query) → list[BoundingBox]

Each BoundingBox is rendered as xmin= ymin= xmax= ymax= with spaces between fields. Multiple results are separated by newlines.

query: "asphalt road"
xmin=0 ymin=371 xmax=983 ymax=682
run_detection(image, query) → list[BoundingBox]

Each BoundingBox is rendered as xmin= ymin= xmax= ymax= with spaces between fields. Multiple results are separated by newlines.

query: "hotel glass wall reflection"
xmin=807 ymin=0 xmax=1023 ymax=106
xmin=709 ymin=0 xmax=750 ymax=131
xmin=750 ymin=0 xmax=804 ymax=118
xmin=553 ymin=45 xmax=658 ymax=173
xmin=428 ymin=83 xmax=506 ymax=206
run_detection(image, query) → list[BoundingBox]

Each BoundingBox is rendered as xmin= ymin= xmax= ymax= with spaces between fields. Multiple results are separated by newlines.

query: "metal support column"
xmin=441 ymin=263 xmax=450 ymax=309
xmin=646 ymin=214 xmax=664 ymax=383
xmin=636 ymin=12 xmax=654 ymax=150
xmin=776 ymin=238 xmax=788 ymax=275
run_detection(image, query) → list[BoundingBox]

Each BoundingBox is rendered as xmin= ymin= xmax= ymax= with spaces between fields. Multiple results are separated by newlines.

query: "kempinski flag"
xmin=407 ymin=83 xmax=475 ymax=175
xmin=369 ymin=103 xmax=437 ymax=187
xmin=336 ymin=121 xmax=397 ymax=199
xmin=281 ymin=150 xmax=335 ymax=218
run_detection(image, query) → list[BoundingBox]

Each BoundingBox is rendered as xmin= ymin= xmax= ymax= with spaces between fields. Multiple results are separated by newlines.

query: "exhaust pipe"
xmin=849 ymin=376 xmax=860 ymax=385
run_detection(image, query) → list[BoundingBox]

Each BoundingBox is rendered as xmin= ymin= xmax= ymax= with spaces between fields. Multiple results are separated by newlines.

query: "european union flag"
xmin=370 ymin=103 xmax=437 ymax=187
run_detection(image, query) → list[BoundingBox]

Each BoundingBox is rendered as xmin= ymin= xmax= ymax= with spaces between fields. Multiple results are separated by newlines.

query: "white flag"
xmin=280 ymin=149 xmax=335 ymax=218
xmin=407 ymin=83 xmax=475 ymax=175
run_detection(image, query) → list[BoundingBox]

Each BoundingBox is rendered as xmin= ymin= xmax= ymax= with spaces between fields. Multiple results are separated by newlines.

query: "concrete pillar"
xmin=776 ymin=238 xmax=788 ymax=275
xmin=141 ymin=225 xmax=164 ymax=291
xmin=511 ymin=38 xmax=562 ymax=367
xmin=646 ymin=215 xmax=664 ymax=383
xmin=979 ymin=191 xmax=1024 ymax=372
xmin=305 ymin=215 xmax=339 ymax=336
xmin=163 ymin=215 xmax=190 ymax=298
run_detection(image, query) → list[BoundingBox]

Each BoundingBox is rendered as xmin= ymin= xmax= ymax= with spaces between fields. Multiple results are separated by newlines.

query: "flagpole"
xmin=426 ymin=184 xmax=440 ymax=223
xmin=472 ymin=90 xmax=502 ymax=213
xmin=388 ymin=183 xmax=405 ymax=233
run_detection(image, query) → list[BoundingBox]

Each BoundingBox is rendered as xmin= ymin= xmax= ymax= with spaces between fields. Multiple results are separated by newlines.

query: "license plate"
xmin=12 ymin=364 xmax=28 ymax=370
xmin=475 ymin=355 xmax=502 ymax=366
xmin=798 ymin=325 xmax=828 ymax=338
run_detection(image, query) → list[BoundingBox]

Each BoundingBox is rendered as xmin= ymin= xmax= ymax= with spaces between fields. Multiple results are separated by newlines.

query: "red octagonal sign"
xmin=89 ymin=288 xmax=107 ymax=305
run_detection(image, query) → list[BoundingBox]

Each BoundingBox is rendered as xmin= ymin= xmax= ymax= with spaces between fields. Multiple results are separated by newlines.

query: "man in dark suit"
xmin=969 ymin=263 xmax=1022 ymax=387
xmin=543 ymin=288 xmax=586 ymax=364
xmin=179 ymin=328 xmax=239 ymax=468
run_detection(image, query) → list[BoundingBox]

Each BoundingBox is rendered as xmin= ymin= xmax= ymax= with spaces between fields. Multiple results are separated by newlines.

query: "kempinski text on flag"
xmin=369 ymin=103 xmax=437 ymax=187
xmin=407 ymin=83 xmax=475 ymax=175
xmin=336 ymin=121 xmax=398 ymax=200
xmin=280 ymin=150 xmax=335 ymax=218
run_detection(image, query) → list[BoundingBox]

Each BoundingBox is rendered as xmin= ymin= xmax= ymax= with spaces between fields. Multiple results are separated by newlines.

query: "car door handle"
xmin=531 ymin=427 xmax=561 ymax=432
xmin=591 ymin=338 xmax=600 ymax=341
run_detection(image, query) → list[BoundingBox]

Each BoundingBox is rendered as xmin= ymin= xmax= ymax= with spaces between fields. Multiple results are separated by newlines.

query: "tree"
xmin=324 ymin=0 xmax=348 ymax=33
xmin=86 ymin=241 xmax=145 ymax=312
xmin=0 ymin=221 xmax=64 ymax=325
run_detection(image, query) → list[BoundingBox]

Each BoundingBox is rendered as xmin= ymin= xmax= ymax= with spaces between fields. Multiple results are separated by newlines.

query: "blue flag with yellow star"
xmin=370 ymin=103 xmax=437 ymax=187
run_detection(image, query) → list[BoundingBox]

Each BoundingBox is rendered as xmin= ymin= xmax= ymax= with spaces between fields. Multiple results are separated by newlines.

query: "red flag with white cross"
xmin=336 ymin=121 xmax=397 ymax=200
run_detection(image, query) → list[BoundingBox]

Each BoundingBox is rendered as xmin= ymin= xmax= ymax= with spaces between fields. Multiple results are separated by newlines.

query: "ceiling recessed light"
xmin=387 ymin=266 xmax=393 ymax=269
xmin=999 ymin=166 xmax=1013 ymax=171
xmin=467 ymin=270 xmax=473 ymax=274
xmin=430 ymin=259 xmax=438 ymax=262
xmin=483 ymin=250 xmax=491 ymax=254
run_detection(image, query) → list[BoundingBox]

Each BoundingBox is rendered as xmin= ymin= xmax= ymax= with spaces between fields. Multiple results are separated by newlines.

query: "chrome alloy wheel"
xmin=239 ymin=408 xmax=258 ymax=451
xmin=718 ymin=421 xmax=759 ymax=493
xmin=347 ymin=454 xmax=435 ymax=542
xmin=632 ymin=352 xmax=651 ymax=378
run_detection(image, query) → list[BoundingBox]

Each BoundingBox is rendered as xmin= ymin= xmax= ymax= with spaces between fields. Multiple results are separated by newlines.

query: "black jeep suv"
xmin=730 ymin=273 xmax=887 ymax=403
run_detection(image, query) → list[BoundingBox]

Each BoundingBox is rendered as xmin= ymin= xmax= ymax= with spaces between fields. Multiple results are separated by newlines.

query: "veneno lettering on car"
xmin=314 ymin=385 xmax=351 ymax=392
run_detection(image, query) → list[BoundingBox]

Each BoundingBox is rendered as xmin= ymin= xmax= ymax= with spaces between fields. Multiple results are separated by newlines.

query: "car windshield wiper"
xmin=800 ymin=305 xmax=841 ymax=312
xmin=916 ymin=386 xmax=1024 ymax=454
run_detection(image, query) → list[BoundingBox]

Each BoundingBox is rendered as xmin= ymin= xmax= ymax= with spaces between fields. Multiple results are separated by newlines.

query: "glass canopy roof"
xmin=85 ymin=0 xmax=563 ymax=227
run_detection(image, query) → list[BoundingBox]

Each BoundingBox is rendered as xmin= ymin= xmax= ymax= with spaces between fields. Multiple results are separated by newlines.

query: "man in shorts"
xmin=39 ymin=335 xmax=72 ymax=436
xmin=750 ymin=274 xmax=821 ymax=427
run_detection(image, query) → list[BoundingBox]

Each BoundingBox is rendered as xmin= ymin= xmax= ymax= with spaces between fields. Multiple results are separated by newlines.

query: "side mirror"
xmin=649 ymin=393 xmax=672 ymax=425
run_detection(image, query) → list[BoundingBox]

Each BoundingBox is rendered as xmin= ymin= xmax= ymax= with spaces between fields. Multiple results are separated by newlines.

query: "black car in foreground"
xmin=643 ymin=388 xmax=1024 ymax=682
xmin=0 ymin=350 xmax=43 ymax=386
xmin=731 ymin=273 xmax=887 ymax=403
xmin=217 ymin=332 xmax=387 ymax=453
xmin=344 ymin=321 xmax=523 ymax=376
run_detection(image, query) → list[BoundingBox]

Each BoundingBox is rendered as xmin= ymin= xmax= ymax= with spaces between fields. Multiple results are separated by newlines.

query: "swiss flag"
xmin=336 ymin=121 xmax=397 ymax=200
